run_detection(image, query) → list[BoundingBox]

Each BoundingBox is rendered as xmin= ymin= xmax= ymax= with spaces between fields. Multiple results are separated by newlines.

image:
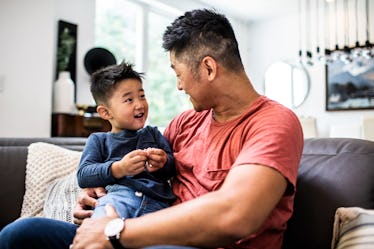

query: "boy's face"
xmin=106 ymin=79 xmax=148 ymax=133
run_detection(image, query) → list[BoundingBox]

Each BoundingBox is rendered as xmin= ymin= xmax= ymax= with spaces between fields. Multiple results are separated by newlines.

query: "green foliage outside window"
xmin=145 ymin=12 xmax=191 ymax=126
xmin=95 ymin=0 xmax=136 ymax=64
xmin=95 ymin=0 xmax=191 ymax=128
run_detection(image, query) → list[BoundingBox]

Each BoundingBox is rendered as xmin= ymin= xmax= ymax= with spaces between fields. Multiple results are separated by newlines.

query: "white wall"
xmin=0 ymin=0 xmax=250 ymax=138
xmin=0 ymin=0 xmax=95 ymax=137
xmin=0 ymin=0 xmax=55 ymax=137
xmin=247 ymin=10 xmax=374 ymax=138
xmin=56 ymin=0 xmax=96 ymax=105
xmin=1 ymin=0 xmax=372 ymax=138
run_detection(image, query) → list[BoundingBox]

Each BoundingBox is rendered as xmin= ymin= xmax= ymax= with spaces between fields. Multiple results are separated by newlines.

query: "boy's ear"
xmin=96 ymin=105 xmax=111 ymax=120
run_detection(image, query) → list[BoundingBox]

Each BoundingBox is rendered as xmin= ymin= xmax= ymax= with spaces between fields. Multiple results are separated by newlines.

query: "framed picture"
xmin=55 ymin=20 xmax=78 ymax=101
xmin=326 ymin=58 xmax=374 ymax=111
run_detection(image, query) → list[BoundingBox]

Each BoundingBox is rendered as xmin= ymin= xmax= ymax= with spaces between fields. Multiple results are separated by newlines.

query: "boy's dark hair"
xmin=90 ymin=61 xmax=144 ymax=105
xmin=162 ymin=9 xmax=243 ymax=72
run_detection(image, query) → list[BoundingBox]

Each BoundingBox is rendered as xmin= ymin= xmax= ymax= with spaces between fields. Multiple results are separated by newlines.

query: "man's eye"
xmin=125 ymin=98 xmax=133 ymax=103
xmin=140 ymin=94 xmax=146 ymax=99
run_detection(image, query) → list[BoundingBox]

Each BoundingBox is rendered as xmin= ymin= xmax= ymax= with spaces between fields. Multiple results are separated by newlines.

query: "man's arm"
xmin=73 ymin=164 xmax=287 ymax=248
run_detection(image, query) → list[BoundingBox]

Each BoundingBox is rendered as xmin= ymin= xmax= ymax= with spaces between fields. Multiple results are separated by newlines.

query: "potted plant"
xmin=53 ymin=25 xmax=76 ymax=114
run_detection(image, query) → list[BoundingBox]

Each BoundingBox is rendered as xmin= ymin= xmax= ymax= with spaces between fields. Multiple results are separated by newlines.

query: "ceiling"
xmin=198 ymin=0 xmax=299 ymax=22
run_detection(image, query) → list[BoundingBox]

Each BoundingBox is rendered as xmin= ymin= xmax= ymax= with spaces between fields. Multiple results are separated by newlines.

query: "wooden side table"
xmin=52 ymin=113 xmax=111 ymax=137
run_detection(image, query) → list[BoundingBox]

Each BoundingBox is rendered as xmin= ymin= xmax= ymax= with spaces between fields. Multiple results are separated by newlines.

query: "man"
xmin=0 ymin=9 xmax=303 ymax=249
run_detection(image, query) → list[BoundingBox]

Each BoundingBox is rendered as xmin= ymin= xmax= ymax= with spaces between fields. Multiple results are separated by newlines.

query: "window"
xmin=95 ymin=0 xmax=191 ymax=128
xmin=95 ymin=0 xmax=137 ymax=63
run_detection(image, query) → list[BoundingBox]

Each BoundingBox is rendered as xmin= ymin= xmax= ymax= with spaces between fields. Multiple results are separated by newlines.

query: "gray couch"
xmin=0 ymin=137 xmax=86 ymax=229
xmin=0 ymin=137 xmax=373 ymax=249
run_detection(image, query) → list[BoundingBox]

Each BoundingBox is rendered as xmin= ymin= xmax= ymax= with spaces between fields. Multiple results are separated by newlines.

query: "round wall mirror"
xmin=264 ymin=61 xmax=310 ymax=109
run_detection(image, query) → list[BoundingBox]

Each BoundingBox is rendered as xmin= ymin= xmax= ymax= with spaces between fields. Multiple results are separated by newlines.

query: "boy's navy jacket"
xmin=77 ymin=125 xmax=176 ymax=201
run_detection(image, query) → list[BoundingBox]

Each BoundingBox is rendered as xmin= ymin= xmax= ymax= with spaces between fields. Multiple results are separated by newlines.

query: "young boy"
xmin=77 ymin=61 xmax=175 ymax=218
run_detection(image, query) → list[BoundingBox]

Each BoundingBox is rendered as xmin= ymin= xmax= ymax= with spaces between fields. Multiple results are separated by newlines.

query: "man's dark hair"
xmin=162 ymin=9 xmax=244 ymax=72
xmin=90 ymin=61 xmax=144 ymax=105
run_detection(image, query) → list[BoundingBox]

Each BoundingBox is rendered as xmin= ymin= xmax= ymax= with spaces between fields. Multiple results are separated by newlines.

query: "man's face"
xmin=170 ymin=51 xmax=209 ymax=112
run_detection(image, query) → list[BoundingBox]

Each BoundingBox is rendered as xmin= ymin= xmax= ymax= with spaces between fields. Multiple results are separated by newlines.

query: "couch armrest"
xmin=282 ymin=138 xmax=374 ymax=249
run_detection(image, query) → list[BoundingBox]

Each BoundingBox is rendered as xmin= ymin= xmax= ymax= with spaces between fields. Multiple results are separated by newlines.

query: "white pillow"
xmin=20 ymin=142 xmax=82 ymax=218
xmin=43 ymin=171 xmax=81 ymax=223
xmin=332 ymin=207 xmax=374 ymax=249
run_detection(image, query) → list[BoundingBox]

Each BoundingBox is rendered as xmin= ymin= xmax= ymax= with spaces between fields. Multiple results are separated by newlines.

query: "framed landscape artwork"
xmin=325 ymin=58 xmax=374 ymax=111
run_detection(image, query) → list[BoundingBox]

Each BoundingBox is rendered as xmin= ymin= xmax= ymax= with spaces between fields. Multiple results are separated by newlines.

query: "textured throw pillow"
xmin=21 ymin=142 xmax=82 ymax=218
xmin=331 ymin=207 xmax=374 ymax=249
xmin=43 ymin=171 xmax=81 ymax=223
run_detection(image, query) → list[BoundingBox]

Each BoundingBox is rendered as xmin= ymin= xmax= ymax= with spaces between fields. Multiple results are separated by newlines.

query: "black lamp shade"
xmin=84 ymin=47 xmax=116 ymax=75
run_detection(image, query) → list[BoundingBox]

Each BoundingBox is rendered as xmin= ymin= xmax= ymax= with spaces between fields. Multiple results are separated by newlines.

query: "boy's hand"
xmin=111 ymin=149 xmax=147 ymax=178
xmin=145 ymin=148 xmax=167 ymax=172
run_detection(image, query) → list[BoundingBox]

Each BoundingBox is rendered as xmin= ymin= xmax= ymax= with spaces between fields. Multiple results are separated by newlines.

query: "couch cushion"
xmin=43 ymin=171 xmax=81 ymax=223
xmin=21 ymin=142 xmax=82 ymax=218
xmin=0 ymin=145 xmax=28 ymax=229
xmin=0 ymin=137 xmax=86 ymax=229
xmin=332 ymin=207 xmax=374 ymax=249
xmin=282 ymin=138 xmax=374 ymax=249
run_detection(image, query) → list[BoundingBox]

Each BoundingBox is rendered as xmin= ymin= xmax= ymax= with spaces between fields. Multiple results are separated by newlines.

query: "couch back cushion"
xmin=282 ymin=138 xmax=374 ymax=249
xmin=0 ymin=137 xmax=86 ymax=229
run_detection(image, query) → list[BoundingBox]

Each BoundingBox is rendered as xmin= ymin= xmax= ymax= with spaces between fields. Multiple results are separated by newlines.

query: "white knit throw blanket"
xmin=20 ymin=142 xmax=81 ymax=218
xmin=331 ymin=207 xmax=374 ymax=249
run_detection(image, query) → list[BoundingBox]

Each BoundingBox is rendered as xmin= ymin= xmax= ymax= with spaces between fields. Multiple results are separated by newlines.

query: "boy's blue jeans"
xmin=92 ymin=185 xmax=170 ymax=218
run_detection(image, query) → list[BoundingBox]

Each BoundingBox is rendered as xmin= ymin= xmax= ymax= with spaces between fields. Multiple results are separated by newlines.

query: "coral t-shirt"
xmin=164 ymin=96 xmax=304 ymax=249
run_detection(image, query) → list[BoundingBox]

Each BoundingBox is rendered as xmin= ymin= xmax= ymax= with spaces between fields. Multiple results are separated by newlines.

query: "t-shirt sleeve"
xmin=234 ymin=107 xmax=303 ymax=193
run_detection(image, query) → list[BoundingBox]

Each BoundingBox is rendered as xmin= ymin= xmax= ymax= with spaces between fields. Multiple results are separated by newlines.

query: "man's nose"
xmin=177 ymin=79 xmax=183 ymax=90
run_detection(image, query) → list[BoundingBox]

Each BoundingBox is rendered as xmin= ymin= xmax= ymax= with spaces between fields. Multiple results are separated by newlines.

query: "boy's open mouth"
xmin=134 ymin=113 xmax=144 ymax=119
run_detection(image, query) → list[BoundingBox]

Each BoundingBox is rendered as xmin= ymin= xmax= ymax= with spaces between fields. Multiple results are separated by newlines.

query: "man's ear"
xmin=96 ymin=105 xmax=111 ymax=120
xmin=202 ymin=56 xmax=217 ymax=80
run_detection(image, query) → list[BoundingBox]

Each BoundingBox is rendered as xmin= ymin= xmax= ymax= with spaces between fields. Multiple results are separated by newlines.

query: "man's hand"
xmin=71 ymin=205 xmax=120 ymax=249
xmin=73 ymin=187 xmax=106 ymax=225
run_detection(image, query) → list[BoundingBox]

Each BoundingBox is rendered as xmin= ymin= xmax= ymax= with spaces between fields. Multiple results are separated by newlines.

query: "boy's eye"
xmin=125 ymin=98 xmax=133 ymax=103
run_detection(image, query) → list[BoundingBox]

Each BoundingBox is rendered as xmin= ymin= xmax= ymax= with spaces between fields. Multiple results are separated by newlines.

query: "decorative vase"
xmin=53 ymin=71 xmax=75 ymax=113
